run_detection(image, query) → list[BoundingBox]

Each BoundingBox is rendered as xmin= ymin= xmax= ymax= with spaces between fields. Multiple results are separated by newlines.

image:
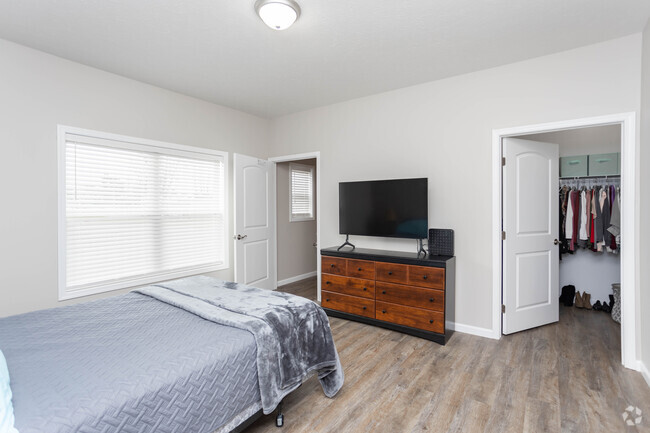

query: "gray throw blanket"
xmin=135 ymin=276 xmax=344 ymax=414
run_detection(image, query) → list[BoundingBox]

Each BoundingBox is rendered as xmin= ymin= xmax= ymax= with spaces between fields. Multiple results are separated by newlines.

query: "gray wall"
xmin=641 ymin=20 xmax=650 ymax=376
xmin=0 ymin=38 xmax=270 ymax=317
xmin=269 ymin=34 xmax=643 ymax=334
xmin=276 ymin=159 xmax=317 ymax=283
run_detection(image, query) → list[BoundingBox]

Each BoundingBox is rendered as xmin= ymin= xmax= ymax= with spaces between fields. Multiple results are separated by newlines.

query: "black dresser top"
xmin=321 ymin=246 xmax=454 ymax=267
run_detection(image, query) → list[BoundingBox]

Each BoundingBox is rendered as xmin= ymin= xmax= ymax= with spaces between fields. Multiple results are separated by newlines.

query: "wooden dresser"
xmin=320 ymin=247 xmax=455 ymax=344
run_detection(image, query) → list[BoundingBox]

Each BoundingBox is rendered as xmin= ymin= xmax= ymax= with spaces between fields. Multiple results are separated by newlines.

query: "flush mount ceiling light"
xmin=254 ymin=0 xmax=301 ymax=31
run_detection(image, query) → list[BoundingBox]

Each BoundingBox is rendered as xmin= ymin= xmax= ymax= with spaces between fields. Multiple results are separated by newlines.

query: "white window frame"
xmin=57 ymin=125 xmax=229 ymax=301
xmin=289 ymin=162 xmax=315 ymax=222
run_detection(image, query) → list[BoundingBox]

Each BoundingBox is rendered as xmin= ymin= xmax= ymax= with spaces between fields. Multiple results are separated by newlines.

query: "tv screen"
xmin=339 ymin=178 xmax=428 ymax=239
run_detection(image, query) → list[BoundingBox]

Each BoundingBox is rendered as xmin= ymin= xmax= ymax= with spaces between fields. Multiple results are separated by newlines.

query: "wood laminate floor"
xmin=246 ymin=277 xmax=650 ymax=433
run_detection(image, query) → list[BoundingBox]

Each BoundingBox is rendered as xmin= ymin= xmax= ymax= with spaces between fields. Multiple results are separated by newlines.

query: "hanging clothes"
xmin=579 ymin=189 xmax=589 ymax=242
xmin=558 ymin=178 xmax=620 ymax=255
xmin=559 ymin=186 xmax=569 ymax=259
xmin=607 ymin=189 xmax=621 ymax=249
xmin=571 ymin=190 xmax=580 ymax=251
xmin=564 ymin=190 xmax=573 ymax=246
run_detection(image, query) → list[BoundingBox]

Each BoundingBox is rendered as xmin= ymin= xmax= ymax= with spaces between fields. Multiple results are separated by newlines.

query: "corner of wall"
xmin=639 ymin=18 xmax=650 ymax=373
xmin=640 ymin=360 xmax=650 ymax=388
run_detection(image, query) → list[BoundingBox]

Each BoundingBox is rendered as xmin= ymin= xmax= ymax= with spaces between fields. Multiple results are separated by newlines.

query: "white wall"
xmin=640 ymin=21 xmax=650 ymax=377
xmin=559 ymin=251 xmax=620 ymax=304
xmin=269 ymin=35 xmax=642 ymax=333
xmin=276 ymin=159 xmax=317 ymax=283
xmin=523 ymin=124 xmax=621 ymax=157
xmin=0 ymin=38 xmax=270 ymax=318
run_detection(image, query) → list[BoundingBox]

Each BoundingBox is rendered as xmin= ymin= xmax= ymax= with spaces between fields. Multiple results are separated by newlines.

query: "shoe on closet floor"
xmin=609 ymin=294 xmax=616 ymax=311
xmin=582 ymin=293 xmax=592 ymax=310
xmin=560 ymin=285 xmax=576 ymax=306
xmin=593 ymin=300 xmax=602 ymax=311
xmin=574 ymin=291 xmax=584 ymax=309
xmin=602 ymin=301 xmax=611 ymax=313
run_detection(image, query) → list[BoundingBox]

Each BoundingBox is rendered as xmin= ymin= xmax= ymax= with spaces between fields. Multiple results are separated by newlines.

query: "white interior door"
xmin=503 ymin=138 xmax=559 ymax=334
xmin=234 ymin=154 xmax=276 ymax=290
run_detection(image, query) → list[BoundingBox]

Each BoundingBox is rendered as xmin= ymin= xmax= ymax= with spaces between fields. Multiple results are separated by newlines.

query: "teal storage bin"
xmin=588 ymin=153 xmax=619 ymax=176
xmin=560 ymin=155 xmax=588 ymax=177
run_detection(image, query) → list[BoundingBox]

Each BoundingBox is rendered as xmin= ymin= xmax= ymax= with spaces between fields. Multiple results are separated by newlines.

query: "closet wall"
xmin=523 ymin=124 xmax=621 ymax=303
xmin=276 ymin=159 xmax=317 ymax=284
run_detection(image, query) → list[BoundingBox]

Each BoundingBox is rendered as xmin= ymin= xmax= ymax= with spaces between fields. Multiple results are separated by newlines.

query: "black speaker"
xmin=428 ymin=228 xmax=454 ymax=256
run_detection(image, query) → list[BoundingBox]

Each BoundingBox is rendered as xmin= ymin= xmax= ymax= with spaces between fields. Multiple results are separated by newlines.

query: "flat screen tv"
xmin=339 ymin=178 xmax=428 ymax=239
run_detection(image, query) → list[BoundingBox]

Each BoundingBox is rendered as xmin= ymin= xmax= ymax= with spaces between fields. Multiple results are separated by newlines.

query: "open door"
xmin=502 ymin=138 xmax=559 ymax=334
xmin=233 ymin=153 xmax=276 ymax=290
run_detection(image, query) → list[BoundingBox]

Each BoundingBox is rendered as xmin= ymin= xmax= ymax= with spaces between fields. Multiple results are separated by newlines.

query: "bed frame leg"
xmin=275 ymin=401 xmax=284 ymax=428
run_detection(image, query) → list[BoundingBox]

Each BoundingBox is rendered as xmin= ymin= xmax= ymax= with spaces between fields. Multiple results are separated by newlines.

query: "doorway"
xmin=492 ymin=113 xmax=637 ymax=370
xmin=269 ymin=152 xmax=321 ymax=297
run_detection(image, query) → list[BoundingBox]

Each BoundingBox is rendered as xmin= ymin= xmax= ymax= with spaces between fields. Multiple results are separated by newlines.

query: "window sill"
xmin=58 ymin=262 xmax=228 ymax=301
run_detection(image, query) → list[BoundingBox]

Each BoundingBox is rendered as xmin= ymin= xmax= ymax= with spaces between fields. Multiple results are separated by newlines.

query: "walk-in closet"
xmin=523 ymin=124 xmax=622 ymax=326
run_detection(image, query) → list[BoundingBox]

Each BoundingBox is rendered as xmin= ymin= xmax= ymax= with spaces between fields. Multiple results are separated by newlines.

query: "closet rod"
xmin=559 ymin=174 xmax=620 ymax=180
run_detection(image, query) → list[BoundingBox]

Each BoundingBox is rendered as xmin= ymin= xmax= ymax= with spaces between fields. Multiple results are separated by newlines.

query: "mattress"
xmin=0 ymin=292 xmax=261 ymax=433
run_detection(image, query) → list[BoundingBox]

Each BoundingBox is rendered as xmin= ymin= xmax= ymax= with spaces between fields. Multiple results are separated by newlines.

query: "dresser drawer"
xmin=322 ymin=274 xmax=375 ymax=299
xmin=376 ymin=301 xmax=444 ymax=334
xmin=347 ymin=259 xmax=375 ymax=279
xmin=376 ymin=282 xmax=444 ymax=312
xmin=407 ymin=266 xmax=445 ymax=290
xmin=376 ymin=262 xmax=408 ymax=283
xmin=322 ymin=291 xmax=375 ymax=318
xmin=322 ymin=257 xmax=346 ymax=276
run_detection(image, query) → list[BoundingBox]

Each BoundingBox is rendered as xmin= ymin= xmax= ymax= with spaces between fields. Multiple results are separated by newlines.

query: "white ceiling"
xmin=1 ymin=0 xmax=649 ymax=118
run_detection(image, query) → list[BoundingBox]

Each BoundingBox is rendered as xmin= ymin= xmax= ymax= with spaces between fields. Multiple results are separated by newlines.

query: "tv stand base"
xmin=337 ymin=234 xmax=355 ymax=251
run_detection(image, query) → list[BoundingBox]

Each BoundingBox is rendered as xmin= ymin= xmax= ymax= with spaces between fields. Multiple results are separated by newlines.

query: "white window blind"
xmin=58 ymin=127 xmax=228 ymax=300
xmin=290 ymin=163 xmax=314 ymax=221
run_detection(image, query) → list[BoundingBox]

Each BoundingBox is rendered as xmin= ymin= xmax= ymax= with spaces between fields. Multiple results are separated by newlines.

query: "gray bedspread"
xmin=0 ymin=292 xmax=261 ymax=433
xmin=137 ymin=276 xmax=344 ymax=415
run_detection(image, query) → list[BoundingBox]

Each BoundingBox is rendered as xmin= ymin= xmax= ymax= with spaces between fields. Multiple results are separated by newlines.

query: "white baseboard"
xmin=277 ymin=271 xmax=317 ymax=287
xmin=447 ymin=321 xmax=501 ymax=340
xmin=639 ymin=361 xmax=650 ymax=388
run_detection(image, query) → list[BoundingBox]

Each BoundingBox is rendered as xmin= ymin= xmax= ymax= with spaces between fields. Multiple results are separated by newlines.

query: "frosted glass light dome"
xmin=255 ymin=0 xmax=301 ymax=31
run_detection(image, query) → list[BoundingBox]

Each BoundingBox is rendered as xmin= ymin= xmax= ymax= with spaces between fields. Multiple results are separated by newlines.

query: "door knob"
xmin=233 ymin=234 xmax=248 ymax=240
xmin=554 ymin=239 xmax=559 ymax=245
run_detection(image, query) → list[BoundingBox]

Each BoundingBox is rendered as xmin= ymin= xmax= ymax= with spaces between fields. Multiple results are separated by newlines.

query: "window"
xmin=289 ymin=162 xmax=314 ymax=221
xmin=58 ymin=126 xmax=228 ymax=300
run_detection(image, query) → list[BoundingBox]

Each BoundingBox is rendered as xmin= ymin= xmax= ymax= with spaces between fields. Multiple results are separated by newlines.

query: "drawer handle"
xmin=326 ymin=298 xmax=330 ymax=302
xmin=429 ymin=298 xmax=434 ymax=302
xmin=326 ymin=281 xmax=331 ymax=285
xmin=429 ymin=319 xmax=434 ymax=324
xmin=357 ymin=267 xmax=362 ymax=271
xmin=423 ymin=275 xmax=428 ymax=280
xmin=388 ymin=271 xmax=393 ymax=275
xmin=362 ymin=306 xmax=367 ymax=310
xmin=363 ymin=287 xmax=367 ymax=291
xmin=382 ymin=310 xmax=386 ymax=314
xmin=330 ymin=264 xmax=335 ymax=268
xmin=382 ymin=290 xmax=386 ymax=294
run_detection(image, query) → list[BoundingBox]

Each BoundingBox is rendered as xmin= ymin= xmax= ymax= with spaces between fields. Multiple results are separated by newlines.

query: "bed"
xmin=0 ymin=276 xmax=343 ymax=433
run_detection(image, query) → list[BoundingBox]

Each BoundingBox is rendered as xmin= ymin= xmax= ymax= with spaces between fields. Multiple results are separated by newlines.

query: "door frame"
xmin=492 ymin=112 xmax=637 ymax=370
xmin=269 ymin=152 xmax=321 ymax=299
